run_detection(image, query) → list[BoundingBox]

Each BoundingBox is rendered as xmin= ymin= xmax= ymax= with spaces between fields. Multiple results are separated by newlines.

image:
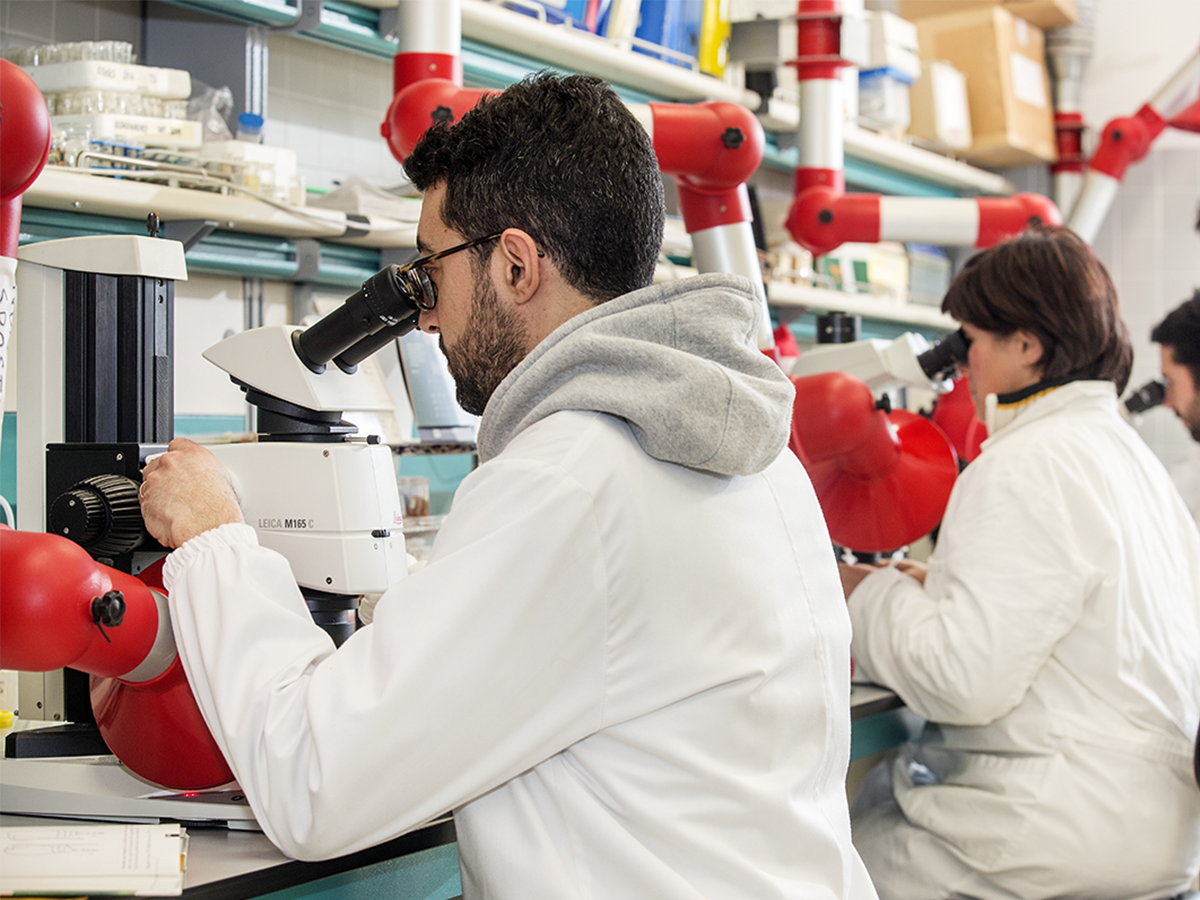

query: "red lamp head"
xmin=0 ymin=58 xmax=52 ymax=258
xmin=0 ymin=59 xmax=50 ymax=199
xmin=790 ymin=371 xmax=959 ymax=552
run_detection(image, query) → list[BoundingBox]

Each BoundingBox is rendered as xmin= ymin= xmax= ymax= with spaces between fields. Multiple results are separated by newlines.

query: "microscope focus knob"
xmin=49 ymin=474 xmax=146 ymax=556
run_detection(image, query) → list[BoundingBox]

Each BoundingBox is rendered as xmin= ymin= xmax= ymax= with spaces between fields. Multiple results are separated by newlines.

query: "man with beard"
xmin=139 ymin=73 xmax=875 ymax=900
xmin=1152 ymin=290 xmax=1200 ymax=442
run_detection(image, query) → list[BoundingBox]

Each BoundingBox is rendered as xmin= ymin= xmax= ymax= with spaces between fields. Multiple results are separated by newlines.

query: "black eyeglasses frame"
xmin=400 ymin=232 xmax=505 ymax=311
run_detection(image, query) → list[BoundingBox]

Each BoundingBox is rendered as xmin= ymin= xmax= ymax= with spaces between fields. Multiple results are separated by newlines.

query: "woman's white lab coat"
xmin=848 ymin=381 xmax=1200 ymax=900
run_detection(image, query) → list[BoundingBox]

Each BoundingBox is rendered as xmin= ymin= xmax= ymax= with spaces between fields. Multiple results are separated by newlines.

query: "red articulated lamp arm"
xmin=1068 ymin=45 xmax=1200 ymax=244
xmin=786 ymin=183 xmax=1061 ymax=257
xmin=1088 ymin=104 xmax=1168 ymax=182
xmin=646 ymin=99 xmax=777 ymax=353
xmin=649 ymin=100 xmax=765 ymax=232
xmin=0 ymin=527 xmax=233 ymax=790
xmin=785 ymin=0 xmax=1060 ymax=257
xmin=381 ymin=53 xmax=493 ymax=164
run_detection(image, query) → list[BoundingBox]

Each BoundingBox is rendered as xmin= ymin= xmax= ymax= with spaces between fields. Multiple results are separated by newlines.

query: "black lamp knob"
xmin=49 ymin=474 xmax=146 ymax=556
xmin=50 ymin=486 xmax=107 ymax=545
xmin=92 ymin=590 xmax=126 ymax=628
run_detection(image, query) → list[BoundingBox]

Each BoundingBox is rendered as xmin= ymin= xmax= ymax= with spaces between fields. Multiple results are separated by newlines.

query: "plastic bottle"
xmin=236 ymin=111 xmax=264 ymax=143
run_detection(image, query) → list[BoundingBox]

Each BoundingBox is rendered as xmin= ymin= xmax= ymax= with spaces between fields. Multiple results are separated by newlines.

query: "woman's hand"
xmin=838 ymin=562 xmax=877 ymax=600
xmin=139 ymin=438 xmax=243 ymax=549
xmin=893 ymin=559 xmax=928 ymax=586
xmin=838 ymin=558 xmax=929 ymax=599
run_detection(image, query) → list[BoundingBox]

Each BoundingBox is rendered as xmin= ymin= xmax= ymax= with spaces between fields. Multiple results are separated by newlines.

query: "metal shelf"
xmin=652 ymin=265 xmax=954 ymax=338
xmin=768 ymin=281 xmax=957 ymax=336
xmin=18 ymin=207 xmax=383 ymax=289
xmin=19 ymin=0 xmax=1014 ymax=290
xmin=160 ymin=0 xmax=748 ymax=103
xmin=760 ymin=119 xmax=1014 ymax=198
xmin=161 ymin=0 xmax=1011 ymax=198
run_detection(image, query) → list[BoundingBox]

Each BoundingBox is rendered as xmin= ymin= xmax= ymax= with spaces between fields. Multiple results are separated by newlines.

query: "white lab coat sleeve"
xmin=164 ymin=456 xmax=608 ymax=861
xmin=847 ymin=461 xmax=1101 ymax=726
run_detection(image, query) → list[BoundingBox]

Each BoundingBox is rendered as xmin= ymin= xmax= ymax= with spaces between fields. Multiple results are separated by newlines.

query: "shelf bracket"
xmin=292 ymin=238 xmax=321 ymax=282
xmin=273 ymin=0 xmax=324 ymax=34
xmin=161 ymin=219 xmax=219 ymax=252
xmin=378 ymin=6 xmax=400 ymax=43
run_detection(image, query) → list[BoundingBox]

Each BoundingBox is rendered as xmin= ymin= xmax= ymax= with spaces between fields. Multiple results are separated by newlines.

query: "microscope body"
xmin=209 ymin=440 xmax=406 ymax=599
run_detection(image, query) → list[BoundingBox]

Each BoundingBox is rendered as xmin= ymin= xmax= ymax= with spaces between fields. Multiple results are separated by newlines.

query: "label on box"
xmin=1015 ymin=17 xmax=1030 ymax=46
xmin=26 ymin=60 xmax=191 ymax=98
xmin=51 ymin=113 xmax=203 ymax=148
xmin=1009 ymin=52 xmax=1047 ymax=108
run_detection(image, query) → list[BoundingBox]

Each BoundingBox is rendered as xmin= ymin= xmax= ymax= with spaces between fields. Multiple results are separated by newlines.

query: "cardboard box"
xmin=915 ymin=6 xmax=1057 ymax=168
xmin=898 ymin=0 xmax=1077 ymax=30
xmin=909 ymin=59 xmax=972 ymax=151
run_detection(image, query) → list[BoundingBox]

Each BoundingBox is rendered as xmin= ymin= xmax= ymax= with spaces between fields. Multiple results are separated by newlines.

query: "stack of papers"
xmin=0 ymin=822 xmax=187 ymax=896
xmin=307 ymin=175 xmax=422 ymax=221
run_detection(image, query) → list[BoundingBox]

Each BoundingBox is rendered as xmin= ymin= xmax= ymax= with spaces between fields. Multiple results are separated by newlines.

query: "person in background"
xmin=139 ymin=73 xmax=876 ymax=900
xmin=841 ymin=226 xmax=1200 ymax=900
xmin=1152 ymin=289 xmax=1200 ymax=442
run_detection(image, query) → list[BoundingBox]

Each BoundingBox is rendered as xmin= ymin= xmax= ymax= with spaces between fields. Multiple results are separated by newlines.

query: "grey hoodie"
xmin=476 ymin=273 xmax=795 ymax=477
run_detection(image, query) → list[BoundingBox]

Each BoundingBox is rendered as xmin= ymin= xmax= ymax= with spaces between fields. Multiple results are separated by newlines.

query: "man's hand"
xmin=139 ymin=438 xmax=243 ymax=549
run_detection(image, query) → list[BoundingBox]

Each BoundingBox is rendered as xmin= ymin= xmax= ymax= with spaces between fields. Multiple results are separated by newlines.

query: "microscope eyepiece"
xmin=292 ymin=264 xmax=426 ymax=374
xmin=1124 ymin=379 xmax=1167 ymax=414
xmin=917 ymin=328 xmax=971 ymax=383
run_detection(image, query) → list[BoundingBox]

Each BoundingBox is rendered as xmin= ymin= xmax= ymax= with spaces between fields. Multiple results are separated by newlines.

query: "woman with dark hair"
xmin=841 ymin=226 xmax=1200 ymax=899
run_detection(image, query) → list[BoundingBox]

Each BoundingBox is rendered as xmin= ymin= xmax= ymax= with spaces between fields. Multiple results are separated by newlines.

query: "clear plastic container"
xmin=5 ymin=40 xmax=133 ymax=67
xmin=235 ymin=111 xmax=264 ymax=143
xmin=49 ymin=121 xmax=94 ymax=167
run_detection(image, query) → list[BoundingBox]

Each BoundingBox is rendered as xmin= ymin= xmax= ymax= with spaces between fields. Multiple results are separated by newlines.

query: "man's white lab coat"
xmin=849 ymin=380 xmax=1200 ymax=900
xmin=163 ymin=275 xmax=878 ymax=900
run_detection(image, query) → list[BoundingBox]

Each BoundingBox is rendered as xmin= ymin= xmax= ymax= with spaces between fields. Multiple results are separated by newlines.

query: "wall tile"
xmin=317 ymin=42 xmax=351 ymax=107
xmin=1091 ymin=134 xmax=1200 ymax=513
xmin=45 ymin=1 xmax=98 ymax=42
xmin=267 ymin=35 xmax=289 ymax=95
xmin=3 ymin=0 xmax=54 ymax=43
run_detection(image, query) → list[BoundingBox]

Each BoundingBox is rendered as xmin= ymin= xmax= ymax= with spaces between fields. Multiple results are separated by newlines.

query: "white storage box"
xmin=24 ymin=61 xmax=191 ymax=98
xmin=907 ymin=243 xmax=952 ymax=306
xmin=859 ymin=67 xmax=913 ymax=134
xmin=868 ymin=11 xmax=921 ymax=80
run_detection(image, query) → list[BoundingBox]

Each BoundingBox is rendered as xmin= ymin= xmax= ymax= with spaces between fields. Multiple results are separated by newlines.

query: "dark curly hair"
xmin=942 ymin=225 xmax=1133 ymax=393
xmin=1151 ymin=289 xmax=1200 ymax=386
xmin=403 ymin=72 xmax=665 ymax=303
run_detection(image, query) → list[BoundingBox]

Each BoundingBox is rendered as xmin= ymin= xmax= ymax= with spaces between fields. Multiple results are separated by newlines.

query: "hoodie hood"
xmin=476 ymin=273 xmax=794 ymax=476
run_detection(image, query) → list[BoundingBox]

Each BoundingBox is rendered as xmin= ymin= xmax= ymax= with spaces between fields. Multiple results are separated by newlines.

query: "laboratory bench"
xmin=0 ymin=684 xmax=917 ymax=900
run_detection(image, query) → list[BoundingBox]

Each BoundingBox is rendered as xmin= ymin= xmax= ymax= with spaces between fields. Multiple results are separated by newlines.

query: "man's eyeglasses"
xmin=396 ymin=232 xmax=504 ymax=312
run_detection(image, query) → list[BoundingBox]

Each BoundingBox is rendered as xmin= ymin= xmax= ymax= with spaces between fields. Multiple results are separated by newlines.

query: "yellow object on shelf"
xmin=699 ymin=0 xmax=731 ymax=78
xmin=0 ymin=710 xmax=13 ymax=728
